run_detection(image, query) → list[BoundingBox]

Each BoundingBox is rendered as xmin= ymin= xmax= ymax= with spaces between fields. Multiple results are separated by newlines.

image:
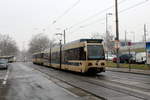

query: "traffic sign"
xmin=114 ymin=40 xmax=120 ymax=49
xmin=128 ymin=42 xmax=132 ymax=46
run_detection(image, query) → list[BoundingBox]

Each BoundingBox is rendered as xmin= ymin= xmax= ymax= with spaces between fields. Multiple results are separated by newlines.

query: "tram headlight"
xmin=101 ymin=62 xmax=105 ymax=66
xmin=96 ymin=63 xmax=98 ymax=65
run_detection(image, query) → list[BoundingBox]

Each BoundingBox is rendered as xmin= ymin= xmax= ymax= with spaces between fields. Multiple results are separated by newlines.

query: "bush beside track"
xmin=107 ymin=61 xmax=150 ymax=70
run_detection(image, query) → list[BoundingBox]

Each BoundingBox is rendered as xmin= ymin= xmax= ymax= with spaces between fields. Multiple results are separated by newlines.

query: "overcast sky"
xmin=0 ymin=0 xmax=150 ymax=50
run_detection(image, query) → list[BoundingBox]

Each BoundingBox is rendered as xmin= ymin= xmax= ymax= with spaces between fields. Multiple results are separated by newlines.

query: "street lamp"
xmin=106 ymin=13 xmax=113 ymax=61
xmin=56 ymin=28 xmax=67 ymax=44
xmin=49 ymin=40 xmax=56 ymax=67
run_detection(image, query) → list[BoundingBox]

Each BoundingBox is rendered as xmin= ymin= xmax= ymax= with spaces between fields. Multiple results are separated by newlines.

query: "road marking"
xmin=3 ymin=70 xmax=9 ymax=85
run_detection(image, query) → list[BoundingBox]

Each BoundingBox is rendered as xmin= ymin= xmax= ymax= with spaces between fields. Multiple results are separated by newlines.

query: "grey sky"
xmin=0 ymin=0 xmax=150 ymax=50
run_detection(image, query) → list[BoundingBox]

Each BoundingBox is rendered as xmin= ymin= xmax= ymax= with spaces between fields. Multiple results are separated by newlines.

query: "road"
xmin=0 ymin=62 xmax=150 ymax=100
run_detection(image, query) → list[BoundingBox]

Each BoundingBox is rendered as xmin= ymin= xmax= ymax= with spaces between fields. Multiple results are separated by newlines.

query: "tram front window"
xmin=87 ymin=45 xmax=105 ymax=60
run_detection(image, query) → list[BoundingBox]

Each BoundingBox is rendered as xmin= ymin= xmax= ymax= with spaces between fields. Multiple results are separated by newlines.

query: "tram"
xmin=32 ymin=52 xmax=44 ymax=65
xmin=32 ymin=39 xmax=106 ymax=73
xmin=0 ymin=56 xmax=15 ymax=63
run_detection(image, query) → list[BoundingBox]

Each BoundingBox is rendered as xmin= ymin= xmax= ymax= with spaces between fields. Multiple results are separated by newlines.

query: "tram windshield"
xmin=87 ymin=45 xmax=105 ymax=60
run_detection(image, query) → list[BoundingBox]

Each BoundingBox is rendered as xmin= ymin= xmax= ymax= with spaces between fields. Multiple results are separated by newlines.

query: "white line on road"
xmin=3 ymin=70 xmax=10 ymax=85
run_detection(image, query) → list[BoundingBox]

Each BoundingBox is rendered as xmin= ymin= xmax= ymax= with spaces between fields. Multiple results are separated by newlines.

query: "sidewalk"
xmin=106 ymin=67 xmax=150 ymax=75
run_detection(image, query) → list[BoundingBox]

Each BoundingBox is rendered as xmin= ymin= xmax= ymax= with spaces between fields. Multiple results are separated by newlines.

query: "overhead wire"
xmin=68 ymin=0 xmax=127 ymax=29
xmin=70 ymin=0 xmax=149 ymax=33
xmin=119 ymin=0 xmax=149 ymax=13
xmin=52 ymin=0 xmax=80 ymax=24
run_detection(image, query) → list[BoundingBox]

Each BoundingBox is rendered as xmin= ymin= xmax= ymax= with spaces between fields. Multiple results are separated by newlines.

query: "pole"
xmin=106 ymin=14 xmax=108 ymax=40
xmin=64 ymin=30 xmax=66 ymax=44
xmin=125 ymin=30 xmax=127 ymax=47
xmin=106 ymin=13 xmax=108 ymax=61
xmin=115 ymin=0 xmax=120 ymax=68
xmin=106 ymin=13 xmax=112 ymax=61
xmin=60 ymin=40 xmax=62 ymax=69
xmin=144 ymin=24 xmax=147 ymax=64
xmin=49 ymin=47 xmax=51 ymax=66
xmin=129 ymin=47 xmax=131 ymax=71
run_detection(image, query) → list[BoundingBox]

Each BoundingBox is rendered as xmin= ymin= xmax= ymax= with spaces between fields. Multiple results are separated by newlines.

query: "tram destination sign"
xmin=80 ymin=39 xmax=103 ymax=43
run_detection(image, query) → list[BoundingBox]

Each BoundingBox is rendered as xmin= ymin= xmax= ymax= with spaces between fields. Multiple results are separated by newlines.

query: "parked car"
xmin=136 ymin=52 xmax=146 ymax=64
xmin=105 ymin=54 xmax=116 ymax=61
xmin=0 ymin=59 xmax=8 ymax=69
xmin=113 ymin=54 xmax=135 ymax=63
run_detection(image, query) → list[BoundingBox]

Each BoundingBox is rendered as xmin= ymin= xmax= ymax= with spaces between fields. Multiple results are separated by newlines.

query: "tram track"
xmin=27 ymin=63 xmax=106 ymax=100
xmin=77 ymin=76 xmax=150 ymax=99
xmin=26 ymin=63 xmax=149 ymax=100
xmin=94 ymin=75 xmax=150 ymax=92
xmin=57 ymin=70 xmax=150 ymax=99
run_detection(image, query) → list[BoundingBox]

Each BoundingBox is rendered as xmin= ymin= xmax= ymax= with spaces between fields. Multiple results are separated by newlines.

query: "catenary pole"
xmin=115 ymin=0 xmax=120 ymax=68
xmin=144 ymin=24 xmax=147 ymax=64
xmin=64 ymin=30 xmax=66 ymax=44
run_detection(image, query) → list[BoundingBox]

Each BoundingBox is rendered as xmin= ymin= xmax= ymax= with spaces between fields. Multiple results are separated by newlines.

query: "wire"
xmin=52 ymin=0 xmax=80 ymax=24
xmin=71 ymin=0 xmax=149 ymax=32
xmin=68 ymin=0 xmax=127 ymax=29
xmin=120 ymin=0 xmax=149 ymax=13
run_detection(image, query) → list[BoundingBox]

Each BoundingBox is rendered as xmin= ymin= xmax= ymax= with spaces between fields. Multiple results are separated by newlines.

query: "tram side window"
xmin=43 ymin=53 xmax=49 ymax=59
xmin=64 ymin=47 xmax=86 ymax=61
xmin=79 ymin=47 xmax=86 ymax=60
xmin=51 ymin=52 xmax=60 ymax=63
xmin=64 ymin=48 xmax=79 ymax=60
xmin=37 ymin=54 xmax=39 ymax=58
xmin=36 ymin=53 xmax=43 ymax=58
xmin=41 ymin=53 xmax=44 ymax=58
xmin=32 ymin=55 xmax=35 ymax=59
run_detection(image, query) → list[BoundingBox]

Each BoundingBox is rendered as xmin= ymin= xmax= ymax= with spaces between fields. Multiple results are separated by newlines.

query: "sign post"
xmin=128 ymin=42 xmax=132 ymax=71
xmin=115 ymin=40 xmax=120 ymax=68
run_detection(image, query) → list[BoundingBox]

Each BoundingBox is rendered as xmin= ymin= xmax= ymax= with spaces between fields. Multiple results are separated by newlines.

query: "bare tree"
xmin=91 ymin=32 xmax=105 ymax=39
xmin=28 ymin=33 xmax=52 ymax=54
xmin=0 ymin=34 xmax=18 ymax=56
xmin=49 ymin=39 xmax=57 ymax=49
xmin=105 ymin=31 xmax=114 ymax=52
xmin=91 ymin=32 xmax=114 ymax=52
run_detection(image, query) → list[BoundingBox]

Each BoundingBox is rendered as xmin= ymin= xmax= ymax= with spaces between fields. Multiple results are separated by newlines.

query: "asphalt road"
xmin=0 ymin=62 xmax=102 ymax=100
xmin=0 ymin=62 xmax=150 ymax=100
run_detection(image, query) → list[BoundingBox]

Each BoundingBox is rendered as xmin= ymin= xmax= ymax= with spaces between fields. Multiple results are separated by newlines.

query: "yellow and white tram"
xmin=32 ymin=52 xmax=44 ymax=65
xmin=32 ymin=39 xmax=106 ymax=73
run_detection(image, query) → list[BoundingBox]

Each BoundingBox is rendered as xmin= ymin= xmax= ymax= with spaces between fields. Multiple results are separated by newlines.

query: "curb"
xmin=106 ymin=69 xmax=150 ymax=76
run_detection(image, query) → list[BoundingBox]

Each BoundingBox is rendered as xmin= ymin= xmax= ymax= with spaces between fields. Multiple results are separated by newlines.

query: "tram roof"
xmin=65 ymin=39 xmax=103 ymax=45
xmin=0 ymin=55 xmax=14 ymax=58
xmin=44 ymin=39 xmax=104 ymax=52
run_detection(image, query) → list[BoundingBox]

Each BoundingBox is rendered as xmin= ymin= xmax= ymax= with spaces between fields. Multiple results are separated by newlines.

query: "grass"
xmin=106 ymin=61 xmax=150 ymax=70
xmin=121 ymin=48 xmax=145 ymax=53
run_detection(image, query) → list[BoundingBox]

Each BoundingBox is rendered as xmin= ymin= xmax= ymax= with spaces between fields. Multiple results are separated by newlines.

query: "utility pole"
xmin=55 ymin=33 xmax=62 ymax=69
xmin=0 ymin=50 xmax=1 ymax=56
xmin=115 ymin=0 xmax=120 ymax=68
xmin=144 ymin=24 xmax=147 ymax=64
xmin=64 ymin=29 xmax=66 ymax=44
xmin=49 ymin=46 xmax=52 ymax=67
xmin=106 ymin=13 xmax=112 ymax=60
xmin=106 ymin=13 xmax=108 ymax=61
xmin=59 ymin=39 xmax=62 ymax=69
xmin=106 ymin=14 xmax=108 ymax=40
xmin=125 ymin=30 xmax=127 ymax=46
